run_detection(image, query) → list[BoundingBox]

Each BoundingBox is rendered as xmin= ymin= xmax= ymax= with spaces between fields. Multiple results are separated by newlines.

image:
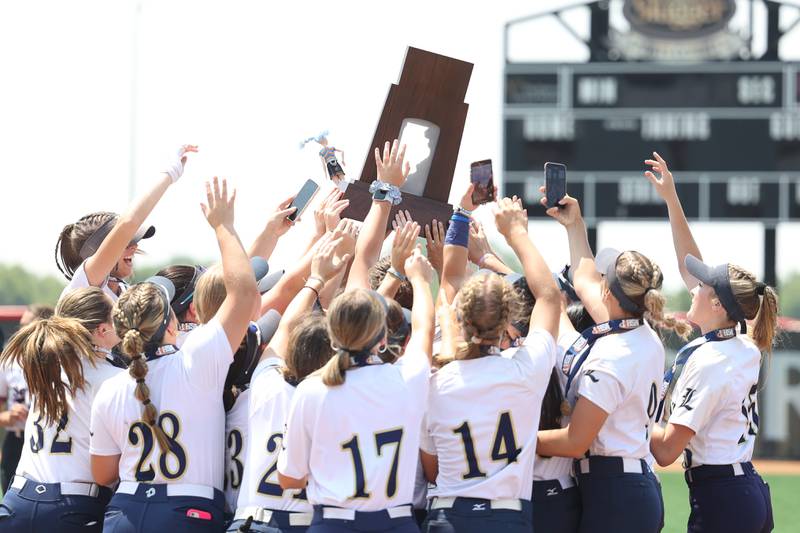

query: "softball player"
xmin=89 ymin=177 xmax=257 ymax=532
xmin=56 ymin=145 xmax=197 ymax=302
xmin=230 ymin=234 xmax=348 ymax=533
xmin=644 ymin=153 xmax=775 ymax=532
xmin=0 ymin=287 xmax=124 ymax=532
xmin=155 ymin=265 xmax=206 ymax=347
xmin=277 ymin=248 xmax=434 ymax=533
xmin=420 ymin=197 xmax=560 ymax=533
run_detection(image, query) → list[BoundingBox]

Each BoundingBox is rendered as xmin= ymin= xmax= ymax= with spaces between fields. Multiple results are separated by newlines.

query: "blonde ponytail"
xmin=728 ymin=265 xmax=780 ymax=354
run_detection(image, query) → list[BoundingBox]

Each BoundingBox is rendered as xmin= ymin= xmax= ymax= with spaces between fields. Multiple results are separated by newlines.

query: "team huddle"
xmin=0 ymin=142 xmax=777 ymax=533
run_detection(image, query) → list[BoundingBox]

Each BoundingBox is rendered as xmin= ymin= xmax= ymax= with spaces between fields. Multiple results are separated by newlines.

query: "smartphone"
xmin=287 ymin=179 xmax=320 ymax=222
xmin=470 ymin=159 xmax=495 ymax=205
xmin=544 ymin=162 xmax=567 ymax=209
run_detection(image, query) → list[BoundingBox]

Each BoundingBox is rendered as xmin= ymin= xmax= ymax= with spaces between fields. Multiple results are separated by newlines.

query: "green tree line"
xmin=1 ymin=261 xmax=800 ymax=319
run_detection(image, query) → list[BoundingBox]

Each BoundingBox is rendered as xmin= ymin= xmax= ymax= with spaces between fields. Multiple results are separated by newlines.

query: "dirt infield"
xmin=656 ymin=459 xmax=800 ymax=474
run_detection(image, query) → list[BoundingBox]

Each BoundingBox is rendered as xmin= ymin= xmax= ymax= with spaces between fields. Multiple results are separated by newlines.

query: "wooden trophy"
xmin=342 ymin=47 xmax=473 ymax=229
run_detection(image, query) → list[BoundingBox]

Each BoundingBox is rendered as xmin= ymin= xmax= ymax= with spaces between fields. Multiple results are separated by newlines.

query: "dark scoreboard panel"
xmin=503 ymin=62 xmax=800 ymax=223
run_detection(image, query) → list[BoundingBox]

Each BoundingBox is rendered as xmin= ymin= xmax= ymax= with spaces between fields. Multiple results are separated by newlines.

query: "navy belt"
xmin=685 ymin=462 xmax=754 ymax=485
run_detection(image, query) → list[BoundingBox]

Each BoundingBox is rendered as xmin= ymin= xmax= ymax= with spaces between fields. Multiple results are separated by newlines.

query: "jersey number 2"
xmin=30 ymin=413 xmax=72 ymax=454
xmin=453 ymin=411 xmax=521 ymax=479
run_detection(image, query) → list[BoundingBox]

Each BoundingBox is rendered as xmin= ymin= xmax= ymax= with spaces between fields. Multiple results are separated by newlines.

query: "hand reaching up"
xmin=644 ymin=151 xmax=678 ymax=202
xmin=494 ymin=197 xmax=528 ymax=239
xmin=375 ymin=139 xmax=410 ymax=187
xmin=538 ymin=186 xmax=582 ymax=227
xmin=424 ymin=219 xmax=445 ymax=273
xmin=392 ymin=220 xmax=421 ymax=275
xmin=311 ymin=233 xmax=352 ymax=283
xmin=164 ymin=144 xmax=199 ymax=183
xmin=404 ymin=246 xmax=434 ymax=284
xmin=201 ymin=177 xmax=235 ymax=230
xmin=265 ymin=194 xmax=297 ymax=237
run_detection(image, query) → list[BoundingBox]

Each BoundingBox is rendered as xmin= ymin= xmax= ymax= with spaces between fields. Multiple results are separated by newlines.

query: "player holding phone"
xmin=469 ymin=159 xmax=496 ymax=206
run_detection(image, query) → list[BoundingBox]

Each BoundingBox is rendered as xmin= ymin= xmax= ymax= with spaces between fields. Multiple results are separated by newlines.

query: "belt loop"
xmin=687 ymin=468 xmax=693 ymax=484
xmin=732 ymin=463 xmax=744 ymax=476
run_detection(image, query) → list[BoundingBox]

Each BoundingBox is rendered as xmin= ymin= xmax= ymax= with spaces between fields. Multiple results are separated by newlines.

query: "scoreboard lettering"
xmin=504 ymin=61 xmax=800 ymax=222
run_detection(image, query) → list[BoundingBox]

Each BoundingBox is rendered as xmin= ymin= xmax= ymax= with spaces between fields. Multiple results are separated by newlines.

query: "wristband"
xmin=303 ymin=285 xmax=320 ymax=300
xmin=387 ymin=267 xmax=408 ymax=282
xmin=163 ymin=146 xmax=189 ymax=184
xmin=369 ymin=180 xmax=402 ymax=205
xmin=454 ymin=206 xmax=472 ymax=217
xmin=451 ymin=213 xmax=470 ymax=224
xmin=445 ymin=216 xmax=470 ymax=248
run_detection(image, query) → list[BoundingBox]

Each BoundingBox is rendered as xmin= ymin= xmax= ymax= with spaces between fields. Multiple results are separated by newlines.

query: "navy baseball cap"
xmin=684 ymin=254 xmax=746 ymax=328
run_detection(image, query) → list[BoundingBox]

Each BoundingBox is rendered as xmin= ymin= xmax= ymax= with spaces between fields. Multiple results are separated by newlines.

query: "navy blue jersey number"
xmin=29 ymin=413 xmax=73 ymax=455
xmin=453 ymin=411 xmax=521 ymax=480
xmin=256 ymin=432 xmax=307 ymax=501
xmin=127 ymin=412 xmax=187 ymax=481
xmin=226 ymin=429 xmax=244 ymax=490
xmin=341 ymin=428 xmax=405 ymax=499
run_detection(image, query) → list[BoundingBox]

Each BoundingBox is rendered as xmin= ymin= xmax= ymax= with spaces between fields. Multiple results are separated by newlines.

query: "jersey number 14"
xmin=453 ymin=411 xmax=521 ymax=479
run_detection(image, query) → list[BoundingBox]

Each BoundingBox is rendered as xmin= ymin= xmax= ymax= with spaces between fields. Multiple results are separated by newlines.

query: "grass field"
xmin=659 ymin=471 xmax=800 ymax=533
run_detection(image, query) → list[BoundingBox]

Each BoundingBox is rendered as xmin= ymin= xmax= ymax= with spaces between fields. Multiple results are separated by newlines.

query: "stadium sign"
xmin=613 ymin=0 xmax=744 ymax=61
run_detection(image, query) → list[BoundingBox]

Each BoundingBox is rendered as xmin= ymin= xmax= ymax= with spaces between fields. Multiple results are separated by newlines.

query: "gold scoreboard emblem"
xmin=623 ymin=0 xmax=737 ymax=39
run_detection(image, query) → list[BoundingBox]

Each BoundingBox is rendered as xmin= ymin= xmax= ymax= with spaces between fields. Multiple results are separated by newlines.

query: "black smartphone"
xmin=287 ymin=179 xmax=320 ymax=222
xmin=470 ymin=159 xmax=495 ymax=205
xmin=544 ymin=162 xmax=567 ymax=209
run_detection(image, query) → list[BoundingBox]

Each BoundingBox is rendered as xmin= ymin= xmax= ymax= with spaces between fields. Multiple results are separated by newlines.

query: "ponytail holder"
xmin=135 ymin=378 xmax=145 ymax=384
xmin=645 ymin=287 xmax=657 ymax=295
xmin=470 ymin=336 xmax=483 ymax=344
xmin=755 ymin=282 xmax=767 ymax=296
xmin=142 ymin=398 xmax=151 ymax=406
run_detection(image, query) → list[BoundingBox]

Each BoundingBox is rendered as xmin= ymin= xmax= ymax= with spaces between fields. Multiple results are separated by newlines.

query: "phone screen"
xmin=544 ymin=162 xmax=567 ymax=209
xmin=470 ymin=159 xmax=494 ymax=205
xmin=288 ymin=179 xmax=320 ymax=222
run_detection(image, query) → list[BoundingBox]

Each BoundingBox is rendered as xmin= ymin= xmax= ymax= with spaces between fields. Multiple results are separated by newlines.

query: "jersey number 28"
xmin=127 ymin=412 xmax=187 ymax=481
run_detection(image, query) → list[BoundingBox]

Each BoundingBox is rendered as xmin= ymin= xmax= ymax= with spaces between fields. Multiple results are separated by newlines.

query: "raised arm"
xmin=644 ymin=152 xmax=702 ymax=291
xmin=247 ymin=194 xmax=296 ymax=260
xmin=346 ymin=140 xmax=409 ymax=290
xmin=265 ymin=232 xmax=351 ymax=360
xmin=467 ymin=220 xmax=513 ymax=274
xmin=201 ymin=177 xmax=258 ymax=353
xmin=495 ymin=197 xmax=560 ymax=340
xmin=378 ymin=219 xmax=420 ymax=300
xmin=404 ymin=248 xmax=435 ymax=359
xmin=441 ymin=185 xmax=476 ymax=304
xmin=85 ymin=145 xmax=197 ymax=286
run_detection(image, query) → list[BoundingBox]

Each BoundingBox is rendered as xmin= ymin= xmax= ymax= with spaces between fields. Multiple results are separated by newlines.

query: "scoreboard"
xmin=503 ymin=61 xmax=800 ymax=224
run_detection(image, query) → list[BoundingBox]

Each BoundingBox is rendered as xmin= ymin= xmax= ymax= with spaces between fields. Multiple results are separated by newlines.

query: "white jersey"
xmin=667 ymin=335 xmax=761 ymax=468
xmin=225 ymin=388 xmax=250 ymax=512
xmin=90 ymin=319 xmax=232 ymax=489
xmin=236 ymin=357 xmax=310 ymax=513
xmin=277 ymin=349 xmax=430 ymax=511
xmin=534 ymin=331 xmax=580 ymax=482
xmin=16 ymin=357 xmax=121 ymax=483
xmin=60 ymin=260 xmax=125 ymax=302
xmin=175 ymin=324 xmax=198 ymax=349
xmin=420 ymin=329 xmax=557 ymax=500
xmin=575 ymin=323 xmax=664 ymax=460
xmin=0 ymin=363 xmax=29 ymax=434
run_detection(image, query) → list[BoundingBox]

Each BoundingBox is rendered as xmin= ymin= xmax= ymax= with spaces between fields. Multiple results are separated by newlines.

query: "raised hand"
xmin=164 ymin=144 xmax=199 ymax=183
xmin=424 ymin=219 xmax=445 ymax=273
xmin=375 ymin=139 xmax=410 ymax=187
xmin=644 ymin=151 xmax=678 ymax=202
xmin=467 ymin=220 xmax=492 ymax=265
xmin=391 ymin=209 xmax=413 ymax=231
xmin=333 ymin=218 xmax=358 ymax=260
xmin=459 ymin=183 xmax=479 ymax=212
xmin=392 ymin=220 xmax=421 ymax=275
xmin=311 ymin=234 xmax=352 ymax=283
xmin=538 ymin=186 xmax=582 ymax=227
xmin=265 ymin=194 xmax=297 ymax=237
xmin=404 ymin=246 xmax=433 ymax=284
xmin=313 ymin=188 xmax=340 ymax=236
xmin=494 ymin=197 xmax=528 ymax=238
xmin=201 ymin=176 xmax=235 ymax=230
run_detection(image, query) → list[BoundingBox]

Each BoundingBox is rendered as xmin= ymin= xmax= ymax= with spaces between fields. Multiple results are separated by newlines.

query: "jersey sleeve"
xmin=276 ymin=382 xmax=314 ymax=480
xmin=179 ymin=319 xmax=235 ymax=391
xmin=511 ymin=328 xmax=557 ymax=389
xmin=89 ymin=383 xmax=121 ymax=456
xmin=0 ymin=368 xmax=9 ymax=400
xmin=577 ymin=368 xmax=625 ymax=415
xmin=667 ymin=358 xmax=724 ymax=434
xmin=60 ymin=260 xmax=108 ymax=299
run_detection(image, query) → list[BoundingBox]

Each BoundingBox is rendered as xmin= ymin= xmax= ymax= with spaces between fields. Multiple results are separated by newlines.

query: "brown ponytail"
xmin=615 ymin=251 xmax=692 ymax=339
xmin=729 ymin=265 xmax=779 ymax=353
xmin=0 ymin=317 xmax=93 ymax=425
xmin=113 ymin=284 xmax=171 ymax=450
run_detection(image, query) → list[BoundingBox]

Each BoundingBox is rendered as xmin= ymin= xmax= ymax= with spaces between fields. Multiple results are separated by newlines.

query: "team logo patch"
xmin=146 ymin=487 xmax=156 ymax=498
xmin=472 ymin=503 xmax=486 ymax=511
xmin=546 ymin=488 xmax=558 ymax=496
xmin=592 ymin=323 xmax=611 ymax=335
xmin=585 ymin=370 xmax=599 ymax=383
xmin=679 ymin=388 xmax=696 ymax=410
xmin=35 ymin=484 xmax=46 ymax=494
